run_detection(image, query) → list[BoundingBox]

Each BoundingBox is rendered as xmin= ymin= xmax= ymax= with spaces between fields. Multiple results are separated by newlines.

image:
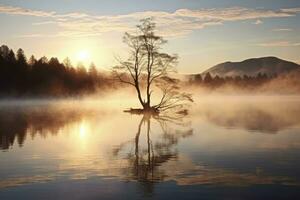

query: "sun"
xmin=77 ymin=50 xmax=90 ymax=62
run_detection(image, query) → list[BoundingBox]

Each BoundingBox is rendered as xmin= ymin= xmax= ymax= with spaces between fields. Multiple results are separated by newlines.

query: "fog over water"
xmin=1 ymin=94 xmax=300 ymax=199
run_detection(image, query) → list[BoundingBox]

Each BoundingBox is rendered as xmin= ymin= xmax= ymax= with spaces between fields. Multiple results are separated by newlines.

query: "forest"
xmin=188 ymin=72 xmax=276 ymax=89
xmin=188 ymin=69 xmax=300 ymax=93
xmin=0 ymin=44 xmax=110 ymax=97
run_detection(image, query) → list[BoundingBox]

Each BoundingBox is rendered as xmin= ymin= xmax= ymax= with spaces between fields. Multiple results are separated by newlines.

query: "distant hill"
xmin=202 ymin=57 xmax=300 ymax=77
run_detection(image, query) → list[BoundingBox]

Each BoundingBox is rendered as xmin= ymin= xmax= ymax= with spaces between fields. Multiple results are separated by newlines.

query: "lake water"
xmin=1 ymin=97 xmax=300 ymax=199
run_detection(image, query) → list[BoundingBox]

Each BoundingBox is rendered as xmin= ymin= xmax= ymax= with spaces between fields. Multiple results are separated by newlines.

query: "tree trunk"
xmin=135 ymin=80 xmax=145 ymax=108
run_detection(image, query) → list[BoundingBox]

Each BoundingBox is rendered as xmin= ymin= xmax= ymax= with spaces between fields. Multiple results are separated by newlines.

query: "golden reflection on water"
xmin=1 ymin=97 xmax=300 ymax=190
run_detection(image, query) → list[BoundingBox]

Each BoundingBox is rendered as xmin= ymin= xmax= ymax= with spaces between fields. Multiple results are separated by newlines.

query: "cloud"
xmin=280 ymin=8 xmax=300 ymax=13
xmin=272 ymin=28 xmax=293 ymax=32
xmin=174 ymin=7 xmax=295 ymax=21
xmin=0 ymin=5 xmax=54 ymax=17
xmin=1 ymin=4 xmax=300 ymax=38
xmin=253 ymin=19 xmax=263 ymax=25
xmin=257 ymin=41 xmax=300 ymax=47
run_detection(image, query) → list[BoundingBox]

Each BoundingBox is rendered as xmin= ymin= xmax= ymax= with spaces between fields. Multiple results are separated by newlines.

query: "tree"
xmin=195 ymin=74 xmax=202 ymax=84
xmin=16 ymin=48 xmax=27 ymax=65
xmin=203 ymin=72 xmax=213 ymax=84
xmin=38 ymin=56 xmax=48 ymax=64
xmin=213 ymin=75 xmax=224 ymax=87
xmin=88 ymin=62 xmax=98 ymax=77
xmin=113 ymin=18 xmax=192 ymax=114
xmin=77 ymin=62 xmax=87 ymax=74
xmin=63 ymin=57 xmax=72 ymax=68
xmin=28 ymin=55 xmax=37 ymax=66
xmin=0 ymin=45 xmax=10 ymax=59
xmin=7 ymin=50 xmax=16 ymax=64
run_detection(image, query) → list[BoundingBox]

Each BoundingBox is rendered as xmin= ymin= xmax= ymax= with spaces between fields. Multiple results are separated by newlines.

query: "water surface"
xmin=1 ymin=97 xmax=300 ymax=199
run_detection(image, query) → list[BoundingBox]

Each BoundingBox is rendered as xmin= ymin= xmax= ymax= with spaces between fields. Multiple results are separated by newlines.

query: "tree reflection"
xmin=112 ymin=112 xmax=193 ymax=194
xmin=0 ymin=106 xmax=85 ymax=150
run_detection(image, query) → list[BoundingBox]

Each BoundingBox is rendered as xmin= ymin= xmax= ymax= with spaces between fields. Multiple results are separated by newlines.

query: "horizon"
xmin=1 ymin=0 xmax=300 ymax=73
xmin=4 ymin=43 xmax=300 ymax=75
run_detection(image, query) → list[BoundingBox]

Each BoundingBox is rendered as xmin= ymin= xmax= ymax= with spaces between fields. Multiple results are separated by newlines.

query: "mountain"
xmin=202 ymin=57 xmax=300 ymax=77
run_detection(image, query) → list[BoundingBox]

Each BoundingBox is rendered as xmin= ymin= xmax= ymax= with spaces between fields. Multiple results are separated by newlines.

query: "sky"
xmin=0 ymin=0 xmax=300 ymax=73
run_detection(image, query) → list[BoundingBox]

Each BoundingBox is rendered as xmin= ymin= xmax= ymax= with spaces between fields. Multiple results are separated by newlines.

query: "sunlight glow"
xmin=79 ymin=121 xmax=87 ymax=139
xmin=77 ymin=50 xmax=90 ymax=62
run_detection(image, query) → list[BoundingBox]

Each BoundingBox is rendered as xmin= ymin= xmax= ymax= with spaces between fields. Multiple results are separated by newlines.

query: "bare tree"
xmin=113 ymin=18 xmax=192 ymax=114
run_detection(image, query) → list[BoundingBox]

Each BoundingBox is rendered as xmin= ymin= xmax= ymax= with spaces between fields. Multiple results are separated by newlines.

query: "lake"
xmin=1 ymin=96 xmax=300 ymax=200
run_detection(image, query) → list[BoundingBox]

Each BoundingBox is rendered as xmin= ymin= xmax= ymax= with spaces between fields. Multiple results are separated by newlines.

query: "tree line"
xmin=1 ymin=42 xmax=296 ymax=97
xmin=0 ymin=44 xmax=110 ymax=97
xmin=188 ymin=72 xmax=278 ymax=89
